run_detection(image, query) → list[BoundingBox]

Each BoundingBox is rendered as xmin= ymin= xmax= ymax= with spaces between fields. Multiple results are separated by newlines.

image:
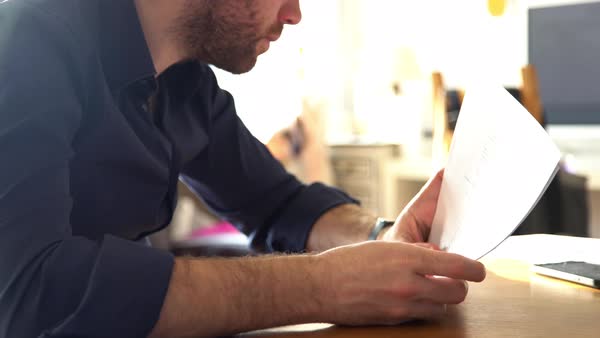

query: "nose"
xmin=279 ymin=0 xmax=302 ymax=25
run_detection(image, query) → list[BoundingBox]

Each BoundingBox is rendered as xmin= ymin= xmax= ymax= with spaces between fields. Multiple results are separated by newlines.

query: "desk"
xmin=240 ymin=235 xmax=600 ymax=338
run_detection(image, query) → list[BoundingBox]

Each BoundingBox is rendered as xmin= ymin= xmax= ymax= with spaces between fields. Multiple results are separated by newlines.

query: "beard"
xmin=174 ymin=0 xmax=283 ymax=74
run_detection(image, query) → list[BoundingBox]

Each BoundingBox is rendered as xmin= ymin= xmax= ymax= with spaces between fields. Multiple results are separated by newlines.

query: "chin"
xmin=216 ymin=57 xmax=258 ymax=75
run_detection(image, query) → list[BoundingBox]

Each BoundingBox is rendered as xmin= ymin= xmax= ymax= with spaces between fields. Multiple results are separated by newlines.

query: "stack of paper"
xmin=428 ymin=85 xmax=561 ymax=260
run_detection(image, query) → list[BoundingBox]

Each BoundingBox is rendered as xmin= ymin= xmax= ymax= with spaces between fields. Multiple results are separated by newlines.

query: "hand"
xmin=383 ymin=169 xmax=444 ymax=244
xmin=313 ymin=240 xmax=486 ymax=326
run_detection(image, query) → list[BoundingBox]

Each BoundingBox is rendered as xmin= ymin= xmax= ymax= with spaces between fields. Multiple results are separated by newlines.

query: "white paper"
xmin=487 ymin=234 xmax=600 ymax=265
xmin=428 ymin=85 xmax=561 ymax=260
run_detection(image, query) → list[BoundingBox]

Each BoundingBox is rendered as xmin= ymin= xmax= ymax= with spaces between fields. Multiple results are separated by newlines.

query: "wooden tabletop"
xmin=240 ymin=258 xmax=600 ymax=338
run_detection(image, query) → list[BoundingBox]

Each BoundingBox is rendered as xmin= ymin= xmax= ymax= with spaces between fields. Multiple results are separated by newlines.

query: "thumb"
xmin=409 ymin=169 xmax=444 ymax=207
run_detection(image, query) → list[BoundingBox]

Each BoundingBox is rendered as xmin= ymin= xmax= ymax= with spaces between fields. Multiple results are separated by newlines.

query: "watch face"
xmin=377 ymin=219 xmax=395 ymax=227
xmin=369 ymin=218 xmax=394 ymax=240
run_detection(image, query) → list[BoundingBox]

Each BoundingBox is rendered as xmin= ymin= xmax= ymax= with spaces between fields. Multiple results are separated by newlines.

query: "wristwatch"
xmin=368 ymin=218 xmax=395 ymax=241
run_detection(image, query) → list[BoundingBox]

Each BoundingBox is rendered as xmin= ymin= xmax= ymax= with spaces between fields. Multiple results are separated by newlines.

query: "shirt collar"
xmin=97 ymin=0 xmax=157 ymax=93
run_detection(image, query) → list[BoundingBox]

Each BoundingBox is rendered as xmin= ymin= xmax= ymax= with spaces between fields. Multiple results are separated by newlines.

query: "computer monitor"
xmin=529 ymin=2 xmax=600 ymax=125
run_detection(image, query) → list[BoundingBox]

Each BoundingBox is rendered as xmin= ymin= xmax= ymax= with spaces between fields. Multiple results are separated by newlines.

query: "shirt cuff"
xmin=49 ymin=235 xmax=174 ymax=338
xmin=266 ymin=183 xmax=358 ymax=253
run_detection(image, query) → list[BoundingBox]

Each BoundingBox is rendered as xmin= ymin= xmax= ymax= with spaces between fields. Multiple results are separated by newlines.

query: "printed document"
xmin=428 ymin=85 xmax=561 ymax=260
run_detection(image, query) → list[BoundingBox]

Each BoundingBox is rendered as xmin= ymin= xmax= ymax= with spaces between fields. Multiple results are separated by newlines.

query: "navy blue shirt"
xmin=0 ymin=0 xmax=356 ymax=336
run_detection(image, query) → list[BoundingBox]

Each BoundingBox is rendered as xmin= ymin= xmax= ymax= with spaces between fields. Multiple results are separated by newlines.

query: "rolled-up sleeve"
xmin=0 ymin=5 xmax=173 ymax=337
xmin=180 ymin=66 xmax=358 ymax=253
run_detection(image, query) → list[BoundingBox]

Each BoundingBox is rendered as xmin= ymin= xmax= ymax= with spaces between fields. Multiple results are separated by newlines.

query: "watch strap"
xmin=368 ymin=218 xmax=395 ymax=240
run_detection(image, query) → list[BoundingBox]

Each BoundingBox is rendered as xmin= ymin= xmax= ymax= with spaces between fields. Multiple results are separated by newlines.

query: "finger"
xmin=416 ymin=168 xmax=444 ymax=199
xmin=404 ymin=168 xmax=444 ymax=212
xmin=436 ymin=168 xmax=445 ymax=179
xmin=405 ymin=300 xmax=447 ymax=320
xmin=413 ymin=243 xmax=435 ymax=250
xmin=413 ymin=242 xmax=441 ymax=251
xmin=414 ymin=249 xmax=486 ymax=282
xmin=417 ymin=276 xmax=469 ymax=304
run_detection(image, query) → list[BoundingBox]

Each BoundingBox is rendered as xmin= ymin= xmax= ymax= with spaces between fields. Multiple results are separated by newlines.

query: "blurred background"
xmin=164 ymin=0 xmax=600 ymax=253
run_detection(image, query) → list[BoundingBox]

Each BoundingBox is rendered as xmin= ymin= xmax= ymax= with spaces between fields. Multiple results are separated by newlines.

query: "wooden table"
xmin=240 ymin=235 xmax=600 ymax=338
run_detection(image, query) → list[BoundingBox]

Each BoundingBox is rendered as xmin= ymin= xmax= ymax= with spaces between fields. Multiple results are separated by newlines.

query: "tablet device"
xmin=532 ymin=261 xmax=600 ymax=289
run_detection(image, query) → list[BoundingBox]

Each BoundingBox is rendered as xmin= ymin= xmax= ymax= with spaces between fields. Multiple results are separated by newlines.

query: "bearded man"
xmin=0 ymin=1 xmax=485 ymax=337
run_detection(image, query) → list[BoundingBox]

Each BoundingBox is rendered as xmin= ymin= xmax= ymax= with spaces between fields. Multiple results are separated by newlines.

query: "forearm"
xmin=306 ymin=204 xmax=378 ymax=252
xmin=149 ymin=255 xmax=323 ymax=338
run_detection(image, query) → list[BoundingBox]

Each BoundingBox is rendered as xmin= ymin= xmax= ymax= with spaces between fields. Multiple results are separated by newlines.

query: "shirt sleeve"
xmin=179 ymin=65 xmax=358 ymax=253
xmin=0 ymin=5 xmax=173 ymax=337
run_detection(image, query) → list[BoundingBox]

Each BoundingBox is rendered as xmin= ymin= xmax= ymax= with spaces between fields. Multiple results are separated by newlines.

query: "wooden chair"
xmin=431 ymin=72 xmax=453 ymax=161
xmin=520 ymin=64 xmax=545 ymax=126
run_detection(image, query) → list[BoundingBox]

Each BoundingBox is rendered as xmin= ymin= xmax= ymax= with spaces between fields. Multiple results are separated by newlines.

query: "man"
xmin=0 ymin=0 xmax=486 ymax=337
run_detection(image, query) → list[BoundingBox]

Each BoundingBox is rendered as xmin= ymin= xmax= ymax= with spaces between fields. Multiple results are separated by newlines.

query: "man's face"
xmin=176 ymin=0 xmax=302 ymax=74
